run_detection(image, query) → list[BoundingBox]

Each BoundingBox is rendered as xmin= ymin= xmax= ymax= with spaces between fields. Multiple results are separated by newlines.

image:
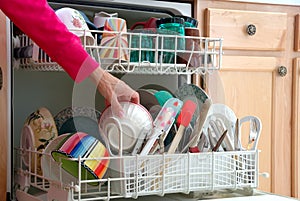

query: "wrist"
xmin=89 ymin=66 xmax=104 ymax=85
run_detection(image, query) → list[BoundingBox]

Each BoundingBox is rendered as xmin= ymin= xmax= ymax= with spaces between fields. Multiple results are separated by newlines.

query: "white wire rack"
xmin=14 ymin=30 xmax=223 ymax=75
xmin=14 ymin=147 xmax=258 ymax=201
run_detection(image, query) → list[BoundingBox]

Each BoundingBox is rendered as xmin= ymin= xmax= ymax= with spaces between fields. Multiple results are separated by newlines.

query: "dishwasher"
xmin=5 ymin=0 xmax=264 ymax=200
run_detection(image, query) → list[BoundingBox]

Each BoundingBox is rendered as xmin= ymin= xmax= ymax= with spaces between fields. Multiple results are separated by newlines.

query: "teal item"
xmin=154 ymin=90 xmax=173 ymax=106
xmin=156 ymin=17 xmax=185 ymax=63
xmin=129 ymin=29 xmax=155 ymax=63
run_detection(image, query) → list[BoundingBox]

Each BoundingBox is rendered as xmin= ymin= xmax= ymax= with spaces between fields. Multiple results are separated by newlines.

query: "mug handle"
xmin=130 ymin=21 xmax=146 ymax=30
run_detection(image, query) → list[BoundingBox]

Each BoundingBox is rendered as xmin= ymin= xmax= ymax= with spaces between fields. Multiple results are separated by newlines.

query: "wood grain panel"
xmin=205 ymin=8 xmax=287 ymax=51
xmin=292 ymin=58 xmax=300 ymax=199
xmin=295 ymin=15 xmax=300 ymax=52
xmin=206 ymin=56 xmax=291 ymax=194
xmin=0 ymin=11 xmax=8 ymax=201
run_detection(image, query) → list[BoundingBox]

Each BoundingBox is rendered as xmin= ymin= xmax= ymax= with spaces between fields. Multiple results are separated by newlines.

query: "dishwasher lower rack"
xmin=14 ymin=148 xmax=259 ymax=201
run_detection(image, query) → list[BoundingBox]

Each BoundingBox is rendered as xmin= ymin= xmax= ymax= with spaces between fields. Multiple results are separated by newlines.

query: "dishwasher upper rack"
xmin=13 ymin=30 xmax=223 ymax=75
xmin=14 ymin=147 xmax=258 ymax=201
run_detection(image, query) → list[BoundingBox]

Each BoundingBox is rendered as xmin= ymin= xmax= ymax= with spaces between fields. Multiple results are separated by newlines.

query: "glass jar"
xmin=156 ymin=17 xmax=185 ymax=63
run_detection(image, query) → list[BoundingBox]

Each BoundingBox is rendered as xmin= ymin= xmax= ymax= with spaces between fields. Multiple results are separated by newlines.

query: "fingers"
xmin=110 ymin=95 xmax=125 ymax=118
xmin=130 ymin=91 xmax=140 ymax=104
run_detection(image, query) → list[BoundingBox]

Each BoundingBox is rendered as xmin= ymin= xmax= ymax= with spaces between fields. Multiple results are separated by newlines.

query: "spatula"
xmin=139 ymin=98 xmax=183 ymax=156
xmin=167 ymin=99 xmax=197 ymax=154
xmin=186 ymin=98 xmax=212 ymax=153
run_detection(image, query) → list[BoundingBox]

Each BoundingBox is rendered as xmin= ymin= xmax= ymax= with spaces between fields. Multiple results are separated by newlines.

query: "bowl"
xmin=41 ymin=133 xmax=77 ymax=184
xmin=51 ymin=132 xmax=110 ymax=186
xmin=99 ymin=102 xmax=153 ymax=155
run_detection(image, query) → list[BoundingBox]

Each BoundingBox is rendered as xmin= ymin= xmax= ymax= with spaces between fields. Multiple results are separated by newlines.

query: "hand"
xmin=89 ymin=67 xmax=140 ymax=117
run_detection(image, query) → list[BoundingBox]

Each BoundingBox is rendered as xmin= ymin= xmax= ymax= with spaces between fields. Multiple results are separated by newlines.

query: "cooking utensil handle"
xmin=239 ymin=115 xmax=262 ymax=150
xmin=167 ymin=125 xmax=185 ymax=154
xmin=212 ymin=130 xmax=227 ymax=152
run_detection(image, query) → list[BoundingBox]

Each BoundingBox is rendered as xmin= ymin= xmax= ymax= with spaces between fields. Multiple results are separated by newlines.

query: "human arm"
xmin=0 ymin=0 xmax=139 ymax=115
xmin=0 ymin=0 xmax=98 ymax=82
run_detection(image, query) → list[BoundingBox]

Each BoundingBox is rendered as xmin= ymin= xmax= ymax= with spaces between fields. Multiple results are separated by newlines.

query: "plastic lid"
xmin=175 ymin=15 xmax=198 ymax=27
xmin=156 ymin=17 xmax=185 ymax=27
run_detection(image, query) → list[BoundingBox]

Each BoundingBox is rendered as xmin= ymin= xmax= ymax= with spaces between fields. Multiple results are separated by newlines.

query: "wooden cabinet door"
xmin=205 ymin=8 xmax=287 ymax=51
xmin=0 ymin=11 xmax=8 ymax=201
xmin=206 ymin=56 xmax=292 ymax=195
xmin=292 ymin=58 xmax=300 ymax=199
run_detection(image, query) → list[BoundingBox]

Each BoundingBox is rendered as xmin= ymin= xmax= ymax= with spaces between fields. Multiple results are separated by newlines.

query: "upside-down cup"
xmin=99 ymin=17 xmax=129 ymax=66
xmin=51 ymin=132 xmax=110 ymax=186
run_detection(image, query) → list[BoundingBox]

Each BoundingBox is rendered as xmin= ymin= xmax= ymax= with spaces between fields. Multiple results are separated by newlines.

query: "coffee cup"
xmin=130 ymin=17 xmax=158 ymax=30
xmin=99 ymin=18 xmax=129 ymax=65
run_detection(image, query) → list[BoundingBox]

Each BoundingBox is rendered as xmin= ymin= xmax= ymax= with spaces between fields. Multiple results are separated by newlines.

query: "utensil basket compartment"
xmin=109 ymin=151 xmax=258 ymax=197
xmin=14 ymin=148 xmax=258 ymax=200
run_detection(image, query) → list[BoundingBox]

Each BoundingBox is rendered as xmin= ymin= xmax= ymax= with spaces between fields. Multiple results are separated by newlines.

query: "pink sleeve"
xmin=0 ymin=0 xmax=99 ymax=83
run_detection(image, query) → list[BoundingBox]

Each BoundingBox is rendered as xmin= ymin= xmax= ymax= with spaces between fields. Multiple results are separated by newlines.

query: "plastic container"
xmin=175 ymin=15 xmax=198 ymax=28
xmin=156 ymin=17 xmax=185 ymax=63
xmin=129 ymin=29 xmax=155 ymax=63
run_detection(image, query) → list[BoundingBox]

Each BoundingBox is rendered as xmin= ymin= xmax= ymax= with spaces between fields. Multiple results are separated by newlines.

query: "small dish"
xmin=41 ymin=133 xmax=77 ymax=184
xmin=20 ymin=125 xmax=34 ymax=168
xmin=51 ymin=132 xmax=110 ymax=186
xmin=54 ymin=106 xmax=102 ymax=141
xmin=22 ymin=107 xmax=58 ymax=175
xmin=99 ymin=102 xmax=153 ymax=155
xmin=140 ymin=84 xmax=175 ymax=96
xmin=174 ymin=83 xmax=209 ymax=126
xmin=154 ymin=90 xmax=173 ymax=106
xmin=137 ymin=89 xmax=159 ymax=112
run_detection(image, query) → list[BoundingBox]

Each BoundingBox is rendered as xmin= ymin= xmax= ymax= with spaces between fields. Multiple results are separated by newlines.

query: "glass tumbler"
xmin=129 ymin=29 xmax=155 ymax=63
xmin=156 ymin=17 xmax=185 ymax=63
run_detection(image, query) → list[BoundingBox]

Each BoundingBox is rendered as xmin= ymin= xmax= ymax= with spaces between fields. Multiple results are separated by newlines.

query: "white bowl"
xmin=99 ymin=102 xmax=153 ymax=154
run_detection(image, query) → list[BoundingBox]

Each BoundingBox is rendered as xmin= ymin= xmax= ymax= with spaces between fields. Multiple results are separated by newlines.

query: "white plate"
xmin=20 ymin=125 xmax=34 ymax=167
xmin=22 ymin=107 xmax=58 ymax=175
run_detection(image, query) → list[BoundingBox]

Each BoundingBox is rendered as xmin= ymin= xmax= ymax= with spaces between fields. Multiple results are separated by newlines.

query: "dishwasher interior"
xmin=9 ymin=1 xmax=260 ymax=200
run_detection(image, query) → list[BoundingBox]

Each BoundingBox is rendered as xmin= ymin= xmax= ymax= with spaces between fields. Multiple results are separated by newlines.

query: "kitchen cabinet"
xmin=0 ymin=11 xmax=8 ymax=201
xmin=205 ymin=8 xmax=287 ymax=51
xmin=292 ymin=58 xmax=300 ymax=199
xmin=195 ymin=0 xmax=300 ymax=198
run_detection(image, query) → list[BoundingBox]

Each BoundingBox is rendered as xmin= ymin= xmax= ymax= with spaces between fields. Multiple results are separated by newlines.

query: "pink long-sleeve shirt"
xmin=0 ymin=0 xmax=99 ymax=83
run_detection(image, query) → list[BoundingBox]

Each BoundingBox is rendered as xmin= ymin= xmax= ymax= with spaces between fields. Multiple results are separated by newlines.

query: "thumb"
xmin=110 ymin=95 xmax=124 ymax=118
